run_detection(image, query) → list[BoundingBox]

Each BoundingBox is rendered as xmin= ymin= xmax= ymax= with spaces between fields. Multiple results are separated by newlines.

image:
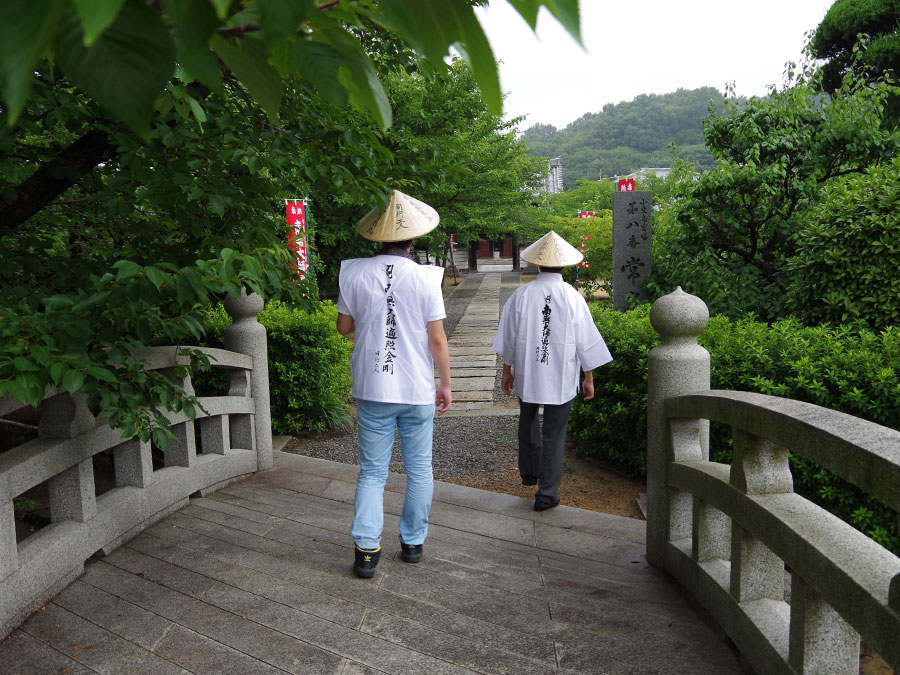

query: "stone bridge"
xmin=0 ymin=280 xmax=898 ymax=673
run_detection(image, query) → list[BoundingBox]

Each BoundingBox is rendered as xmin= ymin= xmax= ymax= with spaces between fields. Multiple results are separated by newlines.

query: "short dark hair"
xmin=539 ymin=266 xmax=564 ymax=273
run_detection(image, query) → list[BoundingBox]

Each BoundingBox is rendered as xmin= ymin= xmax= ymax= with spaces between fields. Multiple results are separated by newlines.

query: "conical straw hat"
xmin=357 ymin=190 xmax=440 ymax=242
xmin=520 ymin=230 xmax=583 ymax=267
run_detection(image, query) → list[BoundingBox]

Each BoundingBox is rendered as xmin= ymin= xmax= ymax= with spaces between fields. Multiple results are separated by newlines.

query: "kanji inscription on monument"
xmin=612 ymin=190 xmax=652 ymax=310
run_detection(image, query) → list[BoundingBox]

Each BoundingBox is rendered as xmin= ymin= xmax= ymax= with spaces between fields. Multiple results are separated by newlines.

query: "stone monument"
xmin=612 ymin=190 xmax=652 ymax=309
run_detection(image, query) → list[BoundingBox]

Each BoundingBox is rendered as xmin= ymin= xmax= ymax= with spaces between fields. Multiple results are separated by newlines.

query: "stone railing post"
xmin=647 ymin=287 xmax=710 ymax=567
xmin=39 ymin=393 xmax=98 ymax=523
xmin=224 ymin=290 xmax=273 ymax=471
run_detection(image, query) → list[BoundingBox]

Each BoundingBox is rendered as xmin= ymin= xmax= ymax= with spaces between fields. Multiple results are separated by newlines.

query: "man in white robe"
xmin=337 ymin=190 xmax=452 ymax=577
xmin=492 ymin=231 xmax=612 ymax=511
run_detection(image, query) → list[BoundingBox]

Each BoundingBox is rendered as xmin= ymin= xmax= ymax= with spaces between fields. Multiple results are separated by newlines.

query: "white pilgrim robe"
xmin=337 ymin=256 xmax=445 ymax=405
xmin=492 ymin=272 xmax=612 ymax=405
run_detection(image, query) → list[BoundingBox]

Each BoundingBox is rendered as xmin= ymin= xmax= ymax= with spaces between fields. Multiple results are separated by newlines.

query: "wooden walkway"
xmin=0 ymin=452 xmax=747 ymax=674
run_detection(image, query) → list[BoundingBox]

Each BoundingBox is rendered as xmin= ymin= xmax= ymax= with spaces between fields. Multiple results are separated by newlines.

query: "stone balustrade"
xmin=0 ymin=291 xmax=271 ymax=639
xmin=647 ymin=287 xmax=900 ymax=674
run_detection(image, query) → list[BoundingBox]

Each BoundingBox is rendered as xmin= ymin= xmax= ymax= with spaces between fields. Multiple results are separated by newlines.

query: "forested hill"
xmin=521 ymin=87 xmax=734 ymax=186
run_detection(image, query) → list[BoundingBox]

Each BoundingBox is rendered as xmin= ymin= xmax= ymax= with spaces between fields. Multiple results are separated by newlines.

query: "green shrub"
xmin=570 ymin=304 xmax=900 ymax=553
xmin=787 ymin=156 xmax=900 ymax=331
xmin=204 ymin=300 xmax=353 ymax=435
xmin=569 ymin=303 xmax=657 ymax=476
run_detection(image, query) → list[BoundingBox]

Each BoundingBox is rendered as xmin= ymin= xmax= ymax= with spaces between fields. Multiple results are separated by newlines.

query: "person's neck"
xmin=377 ymin=246 xmax=413 ymax=260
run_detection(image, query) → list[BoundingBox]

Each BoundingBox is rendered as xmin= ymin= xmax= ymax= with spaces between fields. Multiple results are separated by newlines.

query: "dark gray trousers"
xmin=518 ymin=397 xmax=574 ymax=501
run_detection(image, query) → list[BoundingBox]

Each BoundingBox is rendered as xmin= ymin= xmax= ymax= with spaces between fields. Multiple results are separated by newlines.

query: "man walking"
xmin=336 ymin=190 xmax=452 ymax=577
xmin=492 ymin=230 xmax=612 ymax=511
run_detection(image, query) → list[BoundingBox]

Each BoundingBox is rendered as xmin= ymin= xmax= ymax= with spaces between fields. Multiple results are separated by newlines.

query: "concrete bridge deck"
xmin=1 ymin=451 xmax=747 ymax=674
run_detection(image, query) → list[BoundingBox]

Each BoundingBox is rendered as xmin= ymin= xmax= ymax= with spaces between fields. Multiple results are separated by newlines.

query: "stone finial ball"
xmin=223 ymin=289 xmax=264 ymax=319
xmin=649 ymin=287 xmax=709 ymax=338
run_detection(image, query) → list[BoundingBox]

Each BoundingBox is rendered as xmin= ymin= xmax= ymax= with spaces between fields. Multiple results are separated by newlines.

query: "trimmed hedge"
xmin=570 ymin=304 xmax=900 ymax=553
xmin=204 ymin=300 xmax=353 ymax=435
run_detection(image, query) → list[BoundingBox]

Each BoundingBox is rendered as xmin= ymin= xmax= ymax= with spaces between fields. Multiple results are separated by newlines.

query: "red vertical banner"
xmin=285 ymin=198 xmax=308 ymax=282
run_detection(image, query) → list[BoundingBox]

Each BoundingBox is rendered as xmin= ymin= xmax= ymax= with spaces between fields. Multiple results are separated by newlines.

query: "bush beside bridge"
xmin=570 ymin=302 xmax=900 ymax=553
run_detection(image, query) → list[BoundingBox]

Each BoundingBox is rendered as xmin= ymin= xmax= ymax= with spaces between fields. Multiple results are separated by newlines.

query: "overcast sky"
xmin=476 ymin=1 xmax=832 ymax=130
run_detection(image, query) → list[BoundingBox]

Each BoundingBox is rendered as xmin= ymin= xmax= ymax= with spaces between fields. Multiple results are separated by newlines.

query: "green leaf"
xmin=208 ymin=0 xmax=232 ymax=20
xmin=114 ymin=260 xmax=142 ymax=280
xmin=168 ymin=0 xmax=223 ymax=94
xmin=258 ymin=0 xmax=316 ymax=46
xmin=86 ymin=365 xmax=118 ymax=383
xmin=71 ymin=0 xmax=127 ymax=45
xmin=211 ymin=34 xmax=283 ymax=122
xmin=13 ymin=356 xmax=39 ymax=372
xmin=271 ymin=40 xmax=348 ymax=106
xmin=151 ymin=426 xmax=171 ymax=450
xmin=11 ymin=373 xmax=45 ymax=407
xmin=50 ymin=361 xmax=68 ymax=385
xmin=314 ymin=24 xmax=391 ymax=128
xmin=54 ymin=0 xmax=175 ymax=136
xmin=63 ymin=368 xmax=85 ymax=393
xmin=545 ymin=1 xmax=581 ymax=46
xmin=180 ymin=46 xmax=225 ymax=95
xmin=376 ymin=0 xmax=500 ymax=115
xmin=504 ymin=0 xmax=541 ymax=29
xmin=188 ymin=96 xmax=207 ymax=124
xmin=0 ymin=0 xmax=68 ymax=125
xmin=209 ymin=193 xmax=227 ymax=217
xmin=145 ymin=266 xmax=167 ymax=289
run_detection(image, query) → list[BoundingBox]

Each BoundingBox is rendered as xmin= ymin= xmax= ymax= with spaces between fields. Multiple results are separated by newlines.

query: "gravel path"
xmin=283 ymin=271 xmax=525 ymax=478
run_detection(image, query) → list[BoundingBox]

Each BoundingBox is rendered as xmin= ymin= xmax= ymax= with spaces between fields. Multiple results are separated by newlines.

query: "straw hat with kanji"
xmin=520 ymin=230 xmax=583 ymax=267
xmin=358 ymin=190 xmax=440 ymax=242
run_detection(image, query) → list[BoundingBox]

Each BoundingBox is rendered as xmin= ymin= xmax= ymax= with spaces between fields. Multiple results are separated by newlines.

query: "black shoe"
xmin=534 ymin=498 xmax=559 ymax=512
xmin=353 ymin=546 xmax=381 ymax=578
xmin=400 ymin=543 xmax=423 ymax=563
xmin=521 ymin=475 xmax=538 ymax=486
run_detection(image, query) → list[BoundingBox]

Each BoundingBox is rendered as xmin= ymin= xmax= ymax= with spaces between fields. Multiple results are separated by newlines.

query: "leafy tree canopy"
xmin=809 ymin=0 xmax=900 ymax=95
xmin=1 ymin=0 xmax=581 ymax=136
xmin=0 ymin=0 xmax=581 ymax=446
xmin=649 ymin=60 xmax=900 ymax=321
xmin=520 ymin=87 xmax=728 ymax=186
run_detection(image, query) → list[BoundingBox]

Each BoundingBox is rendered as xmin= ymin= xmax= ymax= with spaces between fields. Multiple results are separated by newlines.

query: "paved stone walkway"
xmin=446 ymin=274 xmax=501 ymax=411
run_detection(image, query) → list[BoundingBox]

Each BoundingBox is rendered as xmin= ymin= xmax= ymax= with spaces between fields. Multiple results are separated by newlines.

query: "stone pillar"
xmin=199 ymin=416 xmax=229 ymax=455
xmin=0 ymin=504 xmax=16 ymax=581
xmin=39 ymin=393 xmax=98 ymax=523
xmin=729 ymin=430 xmax=791 ymax=603
xmin=646 ymin=287 xmax=710 ymax=567
xmin=224 ymin=290 xmax=272 ymax=470
xmin=113 ymin=438 xmax=153 ymax=488
xmin=789 ymin=574 xmax=860 ymax=674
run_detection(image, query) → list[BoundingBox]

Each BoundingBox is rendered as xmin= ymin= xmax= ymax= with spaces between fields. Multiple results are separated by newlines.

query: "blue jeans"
xmin=351 ymin=399 xmax=435 ymax=550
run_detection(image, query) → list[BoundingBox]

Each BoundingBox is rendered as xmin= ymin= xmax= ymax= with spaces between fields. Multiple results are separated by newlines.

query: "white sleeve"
xmin=423 ymin=265 xmax=446 ymax=322
xmin=573 ymin=294 xmax=613 ymax=371
xmin=336 ymin=260 xmax=352 ymax=316
xmin=492 ymin=296 xmax=517 ymax=362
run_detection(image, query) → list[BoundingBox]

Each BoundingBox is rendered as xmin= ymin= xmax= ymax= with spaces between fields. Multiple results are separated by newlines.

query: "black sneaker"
xmin=521 ymin=475 xmax=538 ymax=486
xmin=353 ymin=546 xmax=381 ymax=578
xmin=400 ymin=543 xmax=423 ymax=563
xmin=533 ymin=497 xmax=559 ymax=512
